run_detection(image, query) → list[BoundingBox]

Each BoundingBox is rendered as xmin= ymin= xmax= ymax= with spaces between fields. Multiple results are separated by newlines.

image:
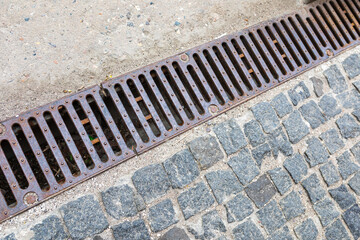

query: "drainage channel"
xmin=0 ymin=0 xmax=360 ymax=223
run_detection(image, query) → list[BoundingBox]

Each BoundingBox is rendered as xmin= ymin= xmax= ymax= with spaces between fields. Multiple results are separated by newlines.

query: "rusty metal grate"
xmin=0 ymin=0 xmax=360 ymax=223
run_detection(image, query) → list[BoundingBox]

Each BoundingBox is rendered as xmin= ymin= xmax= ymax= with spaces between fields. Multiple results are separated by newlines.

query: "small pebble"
xmin=24 ymin=17 xmax=30 ymax=22
xmin=175 ymin=21 xmax=181 ymax=26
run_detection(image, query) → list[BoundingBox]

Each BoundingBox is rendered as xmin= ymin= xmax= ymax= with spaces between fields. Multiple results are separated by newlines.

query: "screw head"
xmin=24 ymin=192 xmax=38 ymax=206
xmin=180 ymin=53 xmax=189 ymax=62
xmin=208 ymin=105 xmax=219 ymax=114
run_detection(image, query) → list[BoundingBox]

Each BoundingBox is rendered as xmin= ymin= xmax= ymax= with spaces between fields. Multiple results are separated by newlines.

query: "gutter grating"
xmin=0 ymin=0 xmax=360 ymax=222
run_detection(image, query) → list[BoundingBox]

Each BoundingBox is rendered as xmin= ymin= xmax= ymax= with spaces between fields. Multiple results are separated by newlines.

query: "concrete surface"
xmin=0 ymin=0 xmax=303 ymax=122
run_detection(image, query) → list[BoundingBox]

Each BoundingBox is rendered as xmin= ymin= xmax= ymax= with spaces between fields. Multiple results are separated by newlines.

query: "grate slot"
xmin=161 ymin=66 xmax=196 ymax=119
xmin=314 ymin=6 xmax=344 ymax=47
xmin=203 ymin=49 xmax=237 ymax=99
xmin=126 ymin=79 xmax=162 ymax=136
xmin=310 ymin=8 xmax=339 ymax=49
xmin=257 ymin=29 xmax=289 ymax=75
xmin=231 ymin=39 xmax=263 ymax=88
xmin=212 ymin=46 xmax=246 ymax=96
xmin=70 ymin=101 xmax=108 ymax=163
xmin=12 ymin=124 xmax=50 ymax=191
xmin=265 ymin=26 xmax=297 ymax=71
xmin=238 ymin=36 xmax=270 ymax=85
xmin=323 ymin=3 xmax=351 ymax=43
xmin=186 ymin=64 xmax=212 ymax=102
xmin=339 ymin=0 xmax=360 ymax=36
xmin=172 ymin=62 xmax=206 ymax=114
xmin=249 ymin=32 xmax=281 ymax=79
xmin=35 ymin=115 xmax=75 ymax=179
xmin=28 ymin=118 xmax=65 ymax=184
xmin=221 ymin=42 xmax=255 ymax=91
xmin=0 ymin=140 xmax=28 ymax=189
xmin=114 ymin=84 xmax=150 ymax=142
xmin=288 ymin=17 xmax=318 ymax=61
xmin=148 ymin=71 xmax=184 ymax=126
xmin=330 ymin=1 xmax=357 ymax=40
xmin=280 ymin=20 xmax=310 ymax=65
xmin=100 ymin=89 xmax=137 ymax=149
xmin=296 ymin=15 xmax=324 ymax=57
xmin=273 ymin=23 xmax=303 ymax=67
xmin=193 ymin=53 xmax=225 ymax=104
xmin=86 ymin=95 xmax=123 ymax=155
xmin=306 ymin=16 xmax=328 ymax=48
xmin=344 ymin=0 xmax=360 ymax=32
xmin=0 ymin=160 xmax=16 ymax=207
xmin=138 ymin=74 xmax=174 ymax=131
xmin=353 ymin=0 xmax=360 ymax=11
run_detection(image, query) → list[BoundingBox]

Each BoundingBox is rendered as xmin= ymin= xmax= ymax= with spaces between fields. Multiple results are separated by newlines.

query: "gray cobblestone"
xmin=132 ymin=164 xmax=170 ymax=203
xmin=353 ymin=80 xmax=360 ymax=92
xmin=268 ymin=127 xmax=293 ymax=159
xmin=302 ymin=174 xmax=326 ymax=204
xmin=251 ymin=143 xmax=271 ymax=167
xmin=268 ymin=226 xmax=293 ymax=240
xmin=188 ymin=135 xmax=224 ymax=170
xmin=244 ymin=120 xmax=265 ymax=147
xmin=202 ymin=210 xmax=227 ymax=239
xmin=270 ymin=93 xmax=293 ymax=118
xmin=283 ymin=111 xmax=310 ymax=144
xmin=279 ymin=191 xmax=305 ymax=220
xmin=319 ymin=162 xmax=340 ymax=186
xmin=336 ymin=89 xmax=360 ymax=109
xmin=163 ymin=149 xmax=200 ymax=189
xmin=159 ymin=227 xmax=190 ymax=240
xmin=288 ymin=81 xmax=310 ymax=106
xmin=311 ymin=76 xmax=324 ymax=97
xmin=313 ymin=198 xmax=339 ymax=227
xmin=319 ymin=95 xmax=341 ymax=119
xmin=294 ymin=218 xmax=318 ymax=240
xmin=225 ymin=192 xmax=253 ymax=222
xmin=348 ymin=172 xmax=360 ymax=195
xmin=283 ymin=153 xmax=308 ymax=184
xmin=305 ymin=137 xmax=329 ymax=167
xmin=214 ymin=119 xmax=247 ymax=155
xmin=245 ymin=174 xmax=276 ymax=208
xmin=343 ymin=54 xmax=360 ymax=79
xmin=299 ymin=100 xmax=326 ymax=129
xmin=324 ymin=65 xmax=348 ymax=94
xmin=205 ymin=170 xmax=243 ymax=204
xmin=178 ymin=182 xmax=215 ymax=220
xmin=319 ymin=128 xmax=345 ymax=155
xmin=268 ymin=167 xmax=292 ymax=195
xmin=343 ymin=204 xmax=360 ymax=239
xmin=352 ymin=108 xmax=360 ymax=121
xmin=325 ymin=219 xmax=351 ymax=240
xmin=148 ymin=199 xmax=178 ymax=232
xmin=228 ymin=149 xmax=259 ymax=185
xmin=0 ymin=234 xmax=16 ymax=240
xmin=30 ymin=215 xmax=68 ymax=240
xmin=256 ymin=200 xmax=286 ymax=234
xmin=59 ymin=195 xmax=109 ymax=240
xmin=251 ymin=102 xmax=280 ymax=133
xmin=329 ymin=185 xmax=356 ymax=210
xmin=101 ymin=185 xmax=138 ymax=220
xmin=112 ymin=219 xmax=150 ymax=240
xmin=336 ymin=151 xmax=359 ymax=180
xmin=350 ymin=141 xmax=360 ymax=163
xmin=232 ymin=220 xmax=264 ymax=240
xmin=336 ymin=113 xmax=360 ymax=139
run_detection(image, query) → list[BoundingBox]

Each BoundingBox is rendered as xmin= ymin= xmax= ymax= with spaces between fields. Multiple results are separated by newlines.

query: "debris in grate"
xmin=0 ymin=0 xmax=360 ymax=223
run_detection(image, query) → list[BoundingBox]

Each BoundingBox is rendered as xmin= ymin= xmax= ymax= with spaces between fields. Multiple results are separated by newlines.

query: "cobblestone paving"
xmin=2 ymin=53 xmax=360 ymax=239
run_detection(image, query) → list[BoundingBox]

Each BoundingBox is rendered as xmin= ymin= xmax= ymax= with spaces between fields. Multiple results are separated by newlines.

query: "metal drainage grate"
xmin=0 ymin=0 xmax=360 ymax=223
